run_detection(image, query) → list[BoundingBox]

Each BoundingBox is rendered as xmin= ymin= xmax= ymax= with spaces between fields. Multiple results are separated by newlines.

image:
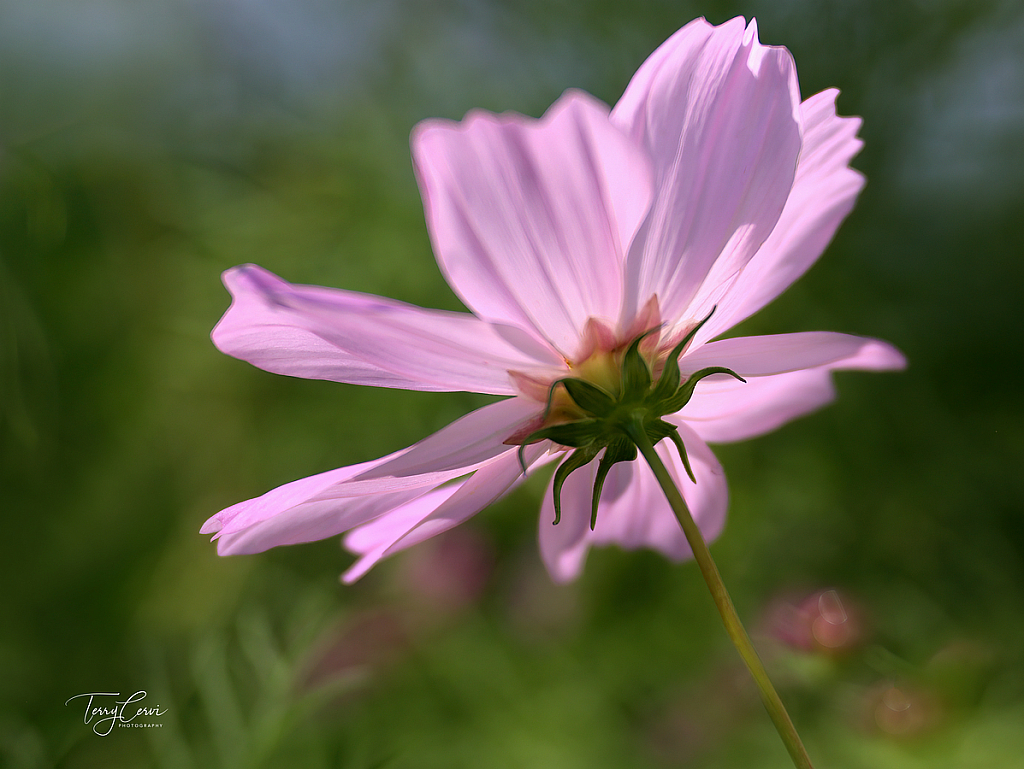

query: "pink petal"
xmin=694 ymin=89 xmax=868 ymax=342
xmin=200 ymin=453 xmax=402 ymax=537
xmin=612 ymin=17 xmax=803 ymax=325
xmin=350 ymin=396 xmax=541 ymax=480
xmin=680 ymin=332 xmax=906 ymax=378
xmin=204 ymin=397 xmax=541 ymax=552
xmin=679 ymin=368 xmax=837 ymax=443
xmin=677 ymin=335 xmax=905 ymax=442
xmin=341 ymin=443 xmax=547 ymax=582
xmin=213 ymin=264 xmax=556 ymax=395
xmin=537 ymin=427 xmax=727 ymax=583
xmin=341 ymin=483 xmax=467 ymax=581
xmin=211 ymin=474 xmax=436 ymax=556
xmin=413 ymin=90 xmax=653 ymax=357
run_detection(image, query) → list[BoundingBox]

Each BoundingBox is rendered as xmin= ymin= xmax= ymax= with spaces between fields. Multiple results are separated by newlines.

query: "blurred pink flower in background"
xmin=862 ymin=680 xmax=943 ymax=737
xmin=768 ymin=588 xmax=867 ymax=654
xmin=202 ymin=16 xmax=904 ymax=582
xmin=394 ymin=527 xmax=495 ymax=615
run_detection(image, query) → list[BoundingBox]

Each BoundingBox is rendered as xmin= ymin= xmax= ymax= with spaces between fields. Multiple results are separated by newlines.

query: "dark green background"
xmin=2 ymin=1 xmax=1022 ymax=766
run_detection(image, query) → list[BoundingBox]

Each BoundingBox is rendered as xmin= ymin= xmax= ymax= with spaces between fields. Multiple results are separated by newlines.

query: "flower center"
xmin=506 ymin=312 xmax=698 ymax=442
xmin=507 ymin=307 xmax=745 ymax=530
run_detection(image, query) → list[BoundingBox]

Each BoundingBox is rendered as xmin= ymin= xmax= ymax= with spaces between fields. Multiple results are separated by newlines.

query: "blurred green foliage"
xmin=2 ymin=0 xmax=1023 ymax=767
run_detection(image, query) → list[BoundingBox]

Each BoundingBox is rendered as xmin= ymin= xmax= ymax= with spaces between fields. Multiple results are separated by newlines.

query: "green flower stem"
xmin=628 ymin=422 xmax=814 ymax=769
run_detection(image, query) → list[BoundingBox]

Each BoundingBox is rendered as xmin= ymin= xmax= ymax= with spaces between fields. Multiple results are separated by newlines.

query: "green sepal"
xmin=590 ymin=437 xmax=637 ymax=530
xmin=662 ymin=366 xmax=746 ymax=414
xmin=637 ymin=419 xmax=694 ymax=483
xmin=620 ymin=328 xmax=658 ymax=401
xmin=665 ymin=427 xmax=696 ymax=483
xmin=650 ymin=307 xmax=716 ymax=404
xmin=523 ymin=419 xmax=604 ymax=448
xmin=561 ymin=378 xmax=616 ymax=417
xmin=517 ymin=419 xmax=602 ymax=474
xmin=644 ymin=417 xmax=677 ymax=443
xmin=517 ymin=442 xmax=531 ymax=475
xmin=551 ymin=446 xmax=600 ymax=525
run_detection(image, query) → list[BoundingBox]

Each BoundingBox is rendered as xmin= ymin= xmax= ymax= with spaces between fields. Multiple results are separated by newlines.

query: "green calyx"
xmin=517 ymin=308 xmax=745 ymax=530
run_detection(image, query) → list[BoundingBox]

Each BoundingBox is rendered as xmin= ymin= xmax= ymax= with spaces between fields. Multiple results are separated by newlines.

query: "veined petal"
xmin=209 ymin=467 xmax=436 ymax=556
xmin=205 ymin=397 xmax=540 ymax=551
xmin=341 ymin=443 xmax=548 ymax=583
xmin=201 ymin=452 xmax=403 ymax=537
xmin=680 ymin=332 xmax=906 ymax=378
xmin=612 ymin=17 xmax=803 ymax=325
xmin=213 ymin=264 xmax=555 ymax=395
xmin=678 ymin=368 xmax=836 ymax=443
xmin=341 ymin=482 xmax=466 ymax=582
xmin=414 ymin=90 xmax=653 ymax=357
xmin=693 ymin=89 xmax=868 ymax=342
xmin=676 ymin=335 xmax=905 ymax=442
xmin=350 ymin=396 xmax=540 ymax=480
xmin=212 ymin=268 xmax=434 ymax=390
xmin=537 ymin=429 xmax=727 ymax=583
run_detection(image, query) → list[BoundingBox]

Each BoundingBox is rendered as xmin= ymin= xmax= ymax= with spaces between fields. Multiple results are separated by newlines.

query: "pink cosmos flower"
xmin=202 ymin=16 xmax=904 ymax=584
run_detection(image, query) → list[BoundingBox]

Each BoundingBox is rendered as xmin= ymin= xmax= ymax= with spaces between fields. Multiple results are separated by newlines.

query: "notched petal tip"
xmin=740 ymin=18 xmax=796 ymax=84
xmin=199 ymin=517 xmax=223 ymax=535
xmin=412 ymin=90 xmax=613 ymax=156
xmin=220 ymin=263 xmax=285 ymax=300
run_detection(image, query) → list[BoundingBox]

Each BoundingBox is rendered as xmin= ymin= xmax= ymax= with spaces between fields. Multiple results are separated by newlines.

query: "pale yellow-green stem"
xmin=627 ymin=421 xmax=814 ymax=769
